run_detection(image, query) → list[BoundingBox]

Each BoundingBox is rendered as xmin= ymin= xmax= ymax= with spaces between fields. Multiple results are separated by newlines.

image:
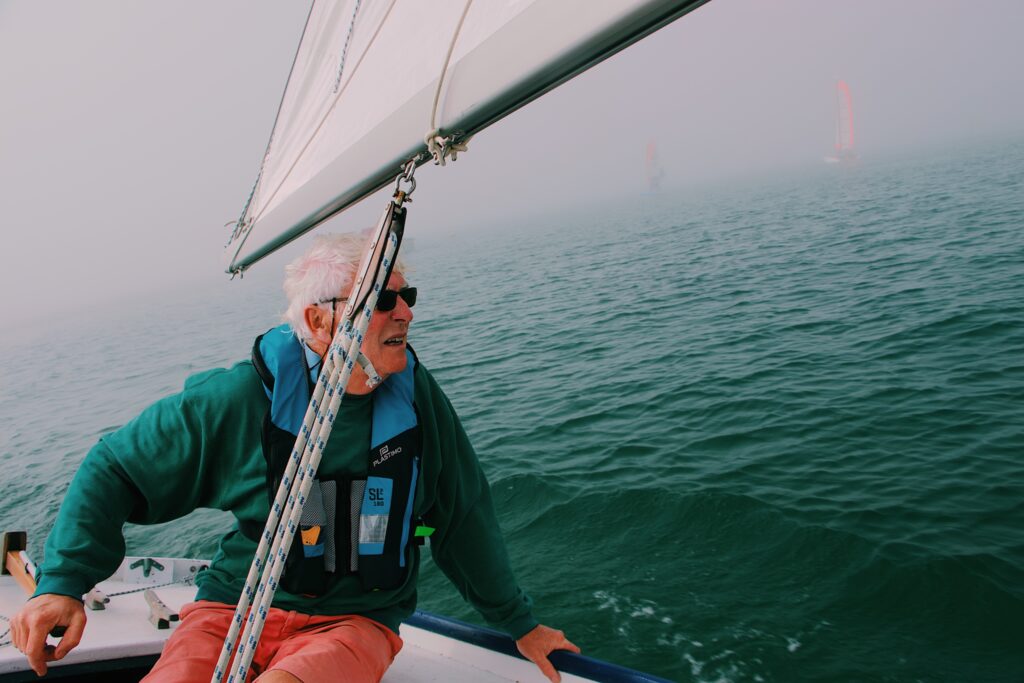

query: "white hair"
xmin=282 ymin=232 xmax=406 ymax=342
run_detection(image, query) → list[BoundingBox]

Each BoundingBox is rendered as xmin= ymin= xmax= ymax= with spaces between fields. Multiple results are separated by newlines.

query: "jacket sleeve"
xmin=34 ymin=365 xmax=261 ymax=600
xmin=417 ymin=369 xmax=539 ymax=640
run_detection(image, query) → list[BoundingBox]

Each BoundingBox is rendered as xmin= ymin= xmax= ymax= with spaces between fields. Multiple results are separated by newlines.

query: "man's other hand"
xmin=10 ymin=594 xmax=87 ymax=677
xmin=516 ymin=624 xmax=581 ymax=683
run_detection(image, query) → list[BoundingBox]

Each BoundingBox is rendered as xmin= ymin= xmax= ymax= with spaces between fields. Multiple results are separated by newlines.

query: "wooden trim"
xmin=2 ymin=531 xmax=37 ymax=595
xmin=4 ymin=550 xmax=38 ymax=596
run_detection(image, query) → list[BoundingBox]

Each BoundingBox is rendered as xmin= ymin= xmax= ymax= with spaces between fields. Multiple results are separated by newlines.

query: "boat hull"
xmin=1 ymin=555 xmax=670 ymax=682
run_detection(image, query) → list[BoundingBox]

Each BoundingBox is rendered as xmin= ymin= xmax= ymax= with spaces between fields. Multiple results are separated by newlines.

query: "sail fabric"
xmin=226 ymin=0 xmax=708 ymax=273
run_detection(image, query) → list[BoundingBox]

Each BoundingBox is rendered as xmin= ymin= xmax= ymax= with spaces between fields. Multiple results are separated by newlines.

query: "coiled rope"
xmin=212 ymin=225 xmax=402 ymax=683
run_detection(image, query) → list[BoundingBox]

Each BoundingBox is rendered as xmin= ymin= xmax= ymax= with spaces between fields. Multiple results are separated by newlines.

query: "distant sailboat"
xmin=645 ymin=140 xmax=665 ymax=193
xmin=824 ymin=80 xmax=858 ymax=164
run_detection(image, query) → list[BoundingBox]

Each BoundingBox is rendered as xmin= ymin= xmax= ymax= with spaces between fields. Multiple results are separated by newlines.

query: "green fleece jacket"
xmin=35 ymin=357 xmax=537 ymax=639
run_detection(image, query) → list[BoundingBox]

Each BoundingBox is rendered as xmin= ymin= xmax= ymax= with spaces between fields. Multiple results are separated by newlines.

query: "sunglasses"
xmin=319 ymin=286 xmax=417 ymax=313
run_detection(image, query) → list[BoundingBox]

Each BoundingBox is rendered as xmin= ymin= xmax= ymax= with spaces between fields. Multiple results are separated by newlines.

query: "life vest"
xmin=240 ymin=324 xmax=422 ymax=595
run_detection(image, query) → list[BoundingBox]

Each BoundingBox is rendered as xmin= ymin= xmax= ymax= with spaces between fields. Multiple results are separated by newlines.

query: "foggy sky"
xmin=2 ymin=0 xmax=1022 ymax=327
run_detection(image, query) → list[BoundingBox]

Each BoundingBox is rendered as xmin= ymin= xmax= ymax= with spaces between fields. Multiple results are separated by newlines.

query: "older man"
xmin=11 ymin=233 xmax=577 ymax=682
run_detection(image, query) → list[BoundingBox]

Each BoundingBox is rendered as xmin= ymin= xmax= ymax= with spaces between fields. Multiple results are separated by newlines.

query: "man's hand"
xmin=10 ymin=594 xmax=87 ymax=677
xmin=516 ymin=624 xmax=580 ymax=683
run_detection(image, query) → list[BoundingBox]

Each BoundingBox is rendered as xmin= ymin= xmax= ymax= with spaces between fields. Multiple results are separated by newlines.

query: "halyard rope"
xmin=425 ymin=0 xmax=475 ymax=166
xmin=213 ymin=230 xmax=401 ymax=683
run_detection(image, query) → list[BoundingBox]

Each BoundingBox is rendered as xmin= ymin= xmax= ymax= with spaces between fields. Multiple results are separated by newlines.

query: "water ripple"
xmin=3 ymin=141 xmax=1023 ymax=681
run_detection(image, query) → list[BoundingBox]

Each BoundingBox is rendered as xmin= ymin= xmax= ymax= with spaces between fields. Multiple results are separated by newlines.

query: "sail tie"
xmin=425 ymin=129 xmax=471 ymax=166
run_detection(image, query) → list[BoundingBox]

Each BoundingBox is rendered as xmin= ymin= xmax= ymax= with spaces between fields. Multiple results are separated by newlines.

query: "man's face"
xmin=358 ymin=271 xmax=414 ymax=382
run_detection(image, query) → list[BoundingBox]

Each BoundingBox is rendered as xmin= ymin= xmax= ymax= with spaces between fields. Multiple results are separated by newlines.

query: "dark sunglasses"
xmin=319 ymin=286 xmax=416 ymax=313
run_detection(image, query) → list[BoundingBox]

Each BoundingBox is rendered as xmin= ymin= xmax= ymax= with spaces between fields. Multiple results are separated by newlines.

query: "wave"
xmin=464 ymin=478 xmax=1024 ymax=681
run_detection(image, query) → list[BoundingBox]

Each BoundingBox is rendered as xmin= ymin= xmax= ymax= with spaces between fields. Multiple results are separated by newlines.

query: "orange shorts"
xmin=141 ymin=600 xmax=403 ymax=683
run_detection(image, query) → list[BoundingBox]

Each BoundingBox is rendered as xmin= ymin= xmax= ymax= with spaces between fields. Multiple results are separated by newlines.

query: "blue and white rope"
xmin=332 ymin=0 xmax=362 ymax=93
xmin=212 ymin=231 xmax=399 ymax=683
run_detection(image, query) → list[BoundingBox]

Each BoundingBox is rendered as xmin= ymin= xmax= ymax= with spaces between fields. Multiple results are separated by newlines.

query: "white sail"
xmin=225 ymin=0 xmax=709 ymax=274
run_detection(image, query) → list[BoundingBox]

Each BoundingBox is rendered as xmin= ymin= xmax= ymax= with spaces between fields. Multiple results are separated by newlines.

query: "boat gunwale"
xmin=406 ymin=610 xmax=677 ymax=683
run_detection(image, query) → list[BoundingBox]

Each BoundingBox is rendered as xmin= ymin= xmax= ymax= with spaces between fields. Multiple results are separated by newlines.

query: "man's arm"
xmin=429 ymin=478 xmax=581 ymax=682
xmin=420 ymin=387 xmax=537 ymax=635
xmin=12 ymin=364 xmax=262 ymax=674
xmin=416 ymin=368 xmax=580 ymax=681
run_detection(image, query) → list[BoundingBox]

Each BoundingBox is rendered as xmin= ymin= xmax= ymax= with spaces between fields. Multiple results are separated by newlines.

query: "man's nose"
xmin=391 ymin=296 xmax=413 ymax=322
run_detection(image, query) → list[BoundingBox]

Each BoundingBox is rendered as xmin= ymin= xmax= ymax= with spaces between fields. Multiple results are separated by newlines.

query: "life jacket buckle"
xmin=413 ymin=523 xmax=435 ymax=546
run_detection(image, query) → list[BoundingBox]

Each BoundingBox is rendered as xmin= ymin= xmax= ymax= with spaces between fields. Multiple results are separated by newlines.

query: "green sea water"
xmin=2 ymin=140 xmax=1022 ymax=681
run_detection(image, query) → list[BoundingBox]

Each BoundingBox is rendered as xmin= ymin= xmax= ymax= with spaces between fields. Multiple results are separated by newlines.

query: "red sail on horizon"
xmin=836 ymin=80 xmax=855 ymax=153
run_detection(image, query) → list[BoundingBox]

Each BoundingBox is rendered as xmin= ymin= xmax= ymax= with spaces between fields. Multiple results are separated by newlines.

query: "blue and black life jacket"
xmin=240 ymin=324 xmax=424 ymax=595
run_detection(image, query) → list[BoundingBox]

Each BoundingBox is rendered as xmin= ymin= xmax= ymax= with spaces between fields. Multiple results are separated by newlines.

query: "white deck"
xmin=0 ymin=557 xmax=594 ymax=682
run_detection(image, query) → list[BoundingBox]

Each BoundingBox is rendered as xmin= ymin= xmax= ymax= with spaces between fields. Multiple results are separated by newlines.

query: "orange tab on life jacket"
xmin=301 ymin=525 xmax=321 ymax=546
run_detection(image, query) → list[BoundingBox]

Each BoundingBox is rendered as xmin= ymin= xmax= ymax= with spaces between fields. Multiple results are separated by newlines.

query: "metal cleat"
xmin=143 ymin=588 xmax=179 ymax=629
xmin=84 ymin=588 xmax=109 ymax=610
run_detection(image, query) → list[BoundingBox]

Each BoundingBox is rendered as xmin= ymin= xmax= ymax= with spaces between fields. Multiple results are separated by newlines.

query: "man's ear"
xmin=304 ymin=305 xmax=328 ymax=342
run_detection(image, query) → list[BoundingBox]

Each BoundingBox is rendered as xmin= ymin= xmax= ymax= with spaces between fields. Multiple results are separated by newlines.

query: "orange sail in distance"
xmin=825 ymin=80 xmax=858 ymax=164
